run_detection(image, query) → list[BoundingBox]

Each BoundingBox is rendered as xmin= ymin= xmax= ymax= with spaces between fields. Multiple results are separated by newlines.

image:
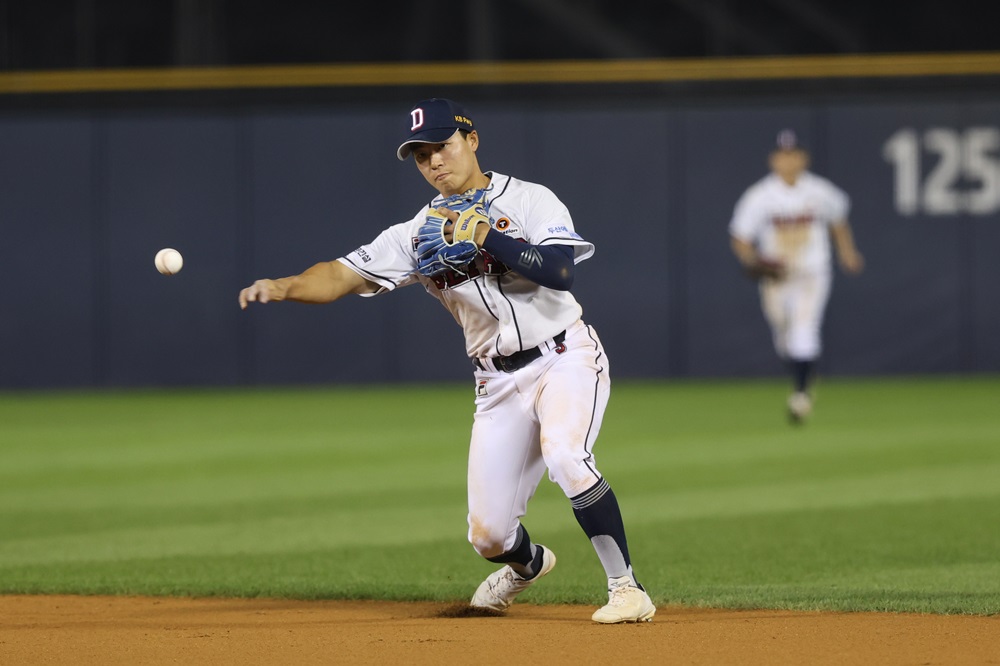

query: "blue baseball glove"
xmin=416 ymin=209 xmax=479 ymax=277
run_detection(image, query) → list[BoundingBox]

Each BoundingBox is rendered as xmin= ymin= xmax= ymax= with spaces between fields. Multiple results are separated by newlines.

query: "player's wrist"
xmin=475 ymin=226 xmax=492 ymax=247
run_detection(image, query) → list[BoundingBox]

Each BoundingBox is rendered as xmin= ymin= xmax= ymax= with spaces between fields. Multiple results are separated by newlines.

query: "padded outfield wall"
xmin=2 ymin=56 xmax=999 ymax=388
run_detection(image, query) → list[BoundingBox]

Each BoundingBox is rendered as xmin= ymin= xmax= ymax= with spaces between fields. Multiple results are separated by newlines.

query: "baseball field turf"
xmin=1 ymin=376 xmax=998 ymax=616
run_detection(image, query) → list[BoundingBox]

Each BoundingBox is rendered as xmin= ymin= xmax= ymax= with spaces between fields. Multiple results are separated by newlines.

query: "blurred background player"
xmin=728 ymin=130 xmax=865 ymax=423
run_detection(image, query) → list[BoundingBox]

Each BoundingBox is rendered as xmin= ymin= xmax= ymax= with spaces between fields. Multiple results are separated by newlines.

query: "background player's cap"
xmin=396 ymin=98 xmax=474 ymax=160
xmin=775 ymin=129 xmax=805 ymax=152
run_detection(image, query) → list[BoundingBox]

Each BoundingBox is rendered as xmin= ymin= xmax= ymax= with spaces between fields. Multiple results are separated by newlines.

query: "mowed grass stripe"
xmin=0 ymin=455 xmax=468 ymax=507
xmin=1 ymin=377 xmax=998 ymax=613
xmin=0 ymin=503 xmax=471 ymax=566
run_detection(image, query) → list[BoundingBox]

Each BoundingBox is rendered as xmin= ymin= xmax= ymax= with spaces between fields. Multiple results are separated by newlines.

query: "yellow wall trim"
xmin=3 ymin=52 xmax=1000 ymax=95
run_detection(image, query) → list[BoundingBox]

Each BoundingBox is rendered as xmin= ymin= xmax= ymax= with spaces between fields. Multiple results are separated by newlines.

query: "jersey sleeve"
xmin=827 ymin=182 xmax=851 ymax=224
xmin=337 ymin=217 xmax=421 ymax=297
xmin=729 ymin=184 xmax=765 ymax=242
xmin=522 ymin=184 xmax=595 ymax=263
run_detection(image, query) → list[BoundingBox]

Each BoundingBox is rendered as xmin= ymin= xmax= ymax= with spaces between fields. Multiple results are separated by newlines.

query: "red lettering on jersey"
xmin=479 ymin=248 xmax=510 ymax=276
xmin=429 ymin=250 xmax=511 ymax=290
xmin=771 ymin=214 xmax=813 ymax=227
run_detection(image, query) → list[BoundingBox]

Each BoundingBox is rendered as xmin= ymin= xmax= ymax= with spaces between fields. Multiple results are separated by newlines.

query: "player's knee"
xmin=787 ymin=335 xmax=820 ymax=359
xmin=541 ymin=451 xmax=593 ymax=496
xmin=470 ymin=534 xmax=506 ymax=559
xmin=468 ymin=519 xmax=508 ymax=558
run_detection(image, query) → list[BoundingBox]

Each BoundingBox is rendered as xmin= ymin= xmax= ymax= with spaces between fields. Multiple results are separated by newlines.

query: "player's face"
xmin=770 ymin=149 xmax=809 ymax=184
xmin=411 ymin=130 xmax=484 ymax=196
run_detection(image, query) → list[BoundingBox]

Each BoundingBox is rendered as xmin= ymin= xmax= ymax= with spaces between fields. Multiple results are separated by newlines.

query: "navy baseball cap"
xmin=396 ymin=98 xmax=474 ymax=161
xmin=775 ymin=129 xmax=806 ymax=151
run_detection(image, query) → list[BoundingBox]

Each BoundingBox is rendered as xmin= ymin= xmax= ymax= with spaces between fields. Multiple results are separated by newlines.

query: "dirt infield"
xmin=1 ymin=595 xmax=997 ymax=665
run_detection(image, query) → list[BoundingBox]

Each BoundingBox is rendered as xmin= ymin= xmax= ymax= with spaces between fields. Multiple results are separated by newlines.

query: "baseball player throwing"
xmin=239 ymin=98 xmax=655 ymax=623
xmin=729 ymin=130 xmax=864 ymax=423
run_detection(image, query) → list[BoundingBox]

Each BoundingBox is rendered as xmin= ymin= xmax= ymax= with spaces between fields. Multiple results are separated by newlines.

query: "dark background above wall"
xmin=1 ymin=0 xmax=997 ymax=71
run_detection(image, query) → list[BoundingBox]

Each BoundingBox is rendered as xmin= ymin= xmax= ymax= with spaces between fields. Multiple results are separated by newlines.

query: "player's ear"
xmin=466 ymin=130 xmax=480 ymax=152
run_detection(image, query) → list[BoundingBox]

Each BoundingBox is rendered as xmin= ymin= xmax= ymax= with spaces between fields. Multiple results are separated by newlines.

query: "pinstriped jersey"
xmin=729 ymin=171 xmax=850 ymax=276
xmin=338 ymin=171 xmax=595 ymax=359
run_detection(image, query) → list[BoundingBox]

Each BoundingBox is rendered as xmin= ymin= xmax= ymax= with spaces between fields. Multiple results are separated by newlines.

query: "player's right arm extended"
xmin=239 ymin=261 xmax=377 ymax=309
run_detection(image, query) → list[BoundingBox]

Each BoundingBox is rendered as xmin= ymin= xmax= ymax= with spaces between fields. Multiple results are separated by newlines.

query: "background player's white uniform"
xmin=729 ymin=170 xmax=850 ymax=363
xmin=339 ymin=171 xmax=620 ymax=567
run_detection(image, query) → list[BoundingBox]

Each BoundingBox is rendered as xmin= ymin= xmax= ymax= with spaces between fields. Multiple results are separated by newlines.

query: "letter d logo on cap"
xmin=410 ymin=108 xmax=425 ymax=131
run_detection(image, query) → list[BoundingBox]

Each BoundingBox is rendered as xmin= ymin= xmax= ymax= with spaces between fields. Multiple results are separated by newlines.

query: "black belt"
xmin=475 ymin=330 xmax=567 ymax=373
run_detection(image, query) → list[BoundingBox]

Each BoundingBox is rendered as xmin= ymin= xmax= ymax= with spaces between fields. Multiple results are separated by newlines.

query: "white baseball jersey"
xmin=338 ymin=171 xmax=595 ymax=359
xmin=729 ymin=171 xmax=850 ymax=275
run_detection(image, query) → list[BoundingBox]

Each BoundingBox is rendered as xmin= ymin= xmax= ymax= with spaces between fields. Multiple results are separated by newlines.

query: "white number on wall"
xmin=882 ymin=127 xmax=1000 ymax=216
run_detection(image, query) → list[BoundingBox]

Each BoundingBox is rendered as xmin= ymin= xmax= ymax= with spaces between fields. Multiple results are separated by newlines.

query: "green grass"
xmin=1 ymin=376 xmax=998 ymax=615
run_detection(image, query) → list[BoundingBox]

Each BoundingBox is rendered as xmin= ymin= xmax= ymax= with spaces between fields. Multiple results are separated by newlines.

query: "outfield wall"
xmin=2 ymin=68 xmax=999 ymax=388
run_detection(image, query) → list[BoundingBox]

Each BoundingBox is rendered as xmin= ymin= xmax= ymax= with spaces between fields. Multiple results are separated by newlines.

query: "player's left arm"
xmin=435 ymin=206 xmax=575 ymax=290
xmin=481 ymin=231 xmax=575 ymax=290
xmin=830 ymin=219 xmax=864 ymax=275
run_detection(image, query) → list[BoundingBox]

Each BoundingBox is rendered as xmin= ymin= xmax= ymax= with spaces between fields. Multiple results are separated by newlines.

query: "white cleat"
xmin=787 ymin=391 xmax=812 ymax=424
xmin=592 ymin=576 xmax=656 ymax=624
xmin=470 ymin=545 xmax=557 ymax=612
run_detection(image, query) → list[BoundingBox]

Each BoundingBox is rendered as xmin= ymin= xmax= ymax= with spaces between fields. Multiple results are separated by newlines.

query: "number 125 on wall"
xmin=883 ymin=127 xmax=1000 ymax=216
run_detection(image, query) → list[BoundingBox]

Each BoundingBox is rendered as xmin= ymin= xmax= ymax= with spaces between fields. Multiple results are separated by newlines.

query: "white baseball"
xmin=155 ymin=248 xmax=184 ymax=275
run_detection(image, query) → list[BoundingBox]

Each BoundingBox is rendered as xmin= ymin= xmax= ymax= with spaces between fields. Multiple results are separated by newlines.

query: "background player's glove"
xmin=744 ymin=257 xmax=786 ymax=280
xmin=416 ymin=209 xmax=478 ymax=277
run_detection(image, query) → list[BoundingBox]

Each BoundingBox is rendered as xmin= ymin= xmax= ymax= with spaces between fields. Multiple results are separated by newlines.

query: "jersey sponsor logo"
xmin=353 ymin=247 xmax=373 ymax=263
xmin=547 ymin=225 xmax=569 ymax=234
xmin=493 ymin=218 xmax=522 ymax=237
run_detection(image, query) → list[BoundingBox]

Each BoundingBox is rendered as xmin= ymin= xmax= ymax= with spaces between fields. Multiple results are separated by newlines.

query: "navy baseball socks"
xmin=790 ymin=359 xmax=814 ymax=393
xmin=469 ymin=482 xmax=655 ymax=622
xmin=470 ymin=525 xmax=557 ymax=612
xmin=572 ymin=478 xmax=655 ymax=623
xmin=787 ymin=359 xmax=816 ymax=423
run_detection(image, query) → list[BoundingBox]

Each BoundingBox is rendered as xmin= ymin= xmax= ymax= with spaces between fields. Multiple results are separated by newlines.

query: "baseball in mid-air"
xmin=154 ymin=248 xmax=184 ymax=275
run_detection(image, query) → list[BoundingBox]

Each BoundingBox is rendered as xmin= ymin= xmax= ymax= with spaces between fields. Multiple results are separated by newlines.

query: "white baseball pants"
xmin=759 ymin=270 xmax=832 ymax=361
xmin=466 ymin=319 xmax=610 ymax=559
